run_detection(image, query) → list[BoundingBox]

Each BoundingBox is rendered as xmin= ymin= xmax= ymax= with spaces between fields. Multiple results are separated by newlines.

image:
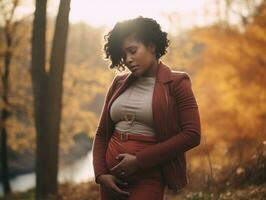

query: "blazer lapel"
xmin=152 ymin=61 xmax=173 ymax=141
xmin=106 ymin=73 xmax=137 ymax=139
xmin=107 ymin=73 xmax=136 ymax=113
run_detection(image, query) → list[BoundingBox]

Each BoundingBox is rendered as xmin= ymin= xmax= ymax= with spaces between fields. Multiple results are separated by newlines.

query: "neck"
xmin=142 ymin=59 xmax=159 ymax=77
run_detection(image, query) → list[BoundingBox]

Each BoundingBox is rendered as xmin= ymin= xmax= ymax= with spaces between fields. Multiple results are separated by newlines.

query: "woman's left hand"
xmin=110 ymin=153 xmax=140 ymax=178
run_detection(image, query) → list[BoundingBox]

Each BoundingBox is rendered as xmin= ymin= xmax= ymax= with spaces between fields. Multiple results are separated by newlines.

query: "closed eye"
xmin=125 ymin=46 xmax=137 ymax=54
xmin=122 ymin=48 xmax=136 ymax=61
xmin=130 ymin=49 xmax=136 ymax=54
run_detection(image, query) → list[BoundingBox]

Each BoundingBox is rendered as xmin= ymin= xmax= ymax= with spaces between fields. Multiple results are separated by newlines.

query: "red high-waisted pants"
xmin=99 ymin=130 xmax=165 ymax=200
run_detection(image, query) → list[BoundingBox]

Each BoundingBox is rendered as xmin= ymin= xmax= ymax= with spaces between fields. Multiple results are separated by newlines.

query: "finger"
xmin=111 ymin=182 xmax=130 ymax=197
xmin=110 ymin=163 xmax=122 ymax=172
xmin=114 ymin=177 xmax=128 ymax=186
xmin=116 ymin=153 xmax=126 ymax=160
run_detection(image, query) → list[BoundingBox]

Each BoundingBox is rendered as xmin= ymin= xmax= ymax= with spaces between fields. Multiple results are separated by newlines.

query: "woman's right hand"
xmin=97 ymin=174 xmax=130 ymax=199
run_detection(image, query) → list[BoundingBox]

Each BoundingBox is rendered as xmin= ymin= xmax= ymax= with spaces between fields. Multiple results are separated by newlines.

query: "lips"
xmin=130 ymin=65 xmax=138 ymax=72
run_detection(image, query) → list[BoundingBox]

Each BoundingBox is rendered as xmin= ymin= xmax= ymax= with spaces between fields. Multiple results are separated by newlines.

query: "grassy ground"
xmin=1 ymin=182 xmax=265 ymax=200
xmin=1 ymin=146 xmax=265 ymax=200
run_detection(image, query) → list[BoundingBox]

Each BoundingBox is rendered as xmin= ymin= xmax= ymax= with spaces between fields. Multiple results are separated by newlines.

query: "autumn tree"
xmin=162 ymin=0 xmax=266 ymax=176
xmin=0 ymin=0 xmax=32 ymax=195
xmin=31 ymin=0 xmax=71 ymax=199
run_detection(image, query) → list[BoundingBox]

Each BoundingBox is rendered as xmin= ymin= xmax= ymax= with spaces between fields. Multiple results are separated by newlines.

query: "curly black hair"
xmin=103 ymin=16 xmax=170 ymax=71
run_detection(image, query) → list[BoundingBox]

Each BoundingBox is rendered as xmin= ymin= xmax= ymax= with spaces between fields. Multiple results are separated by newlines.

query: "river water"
xmin=0 ymin=151 xmax=94 ymax=197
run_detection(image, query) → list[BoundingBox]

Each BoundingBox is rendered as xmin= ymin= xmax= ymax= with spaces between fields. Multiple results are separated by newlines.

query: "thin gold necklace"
xmin=123 ymin=84 xmax=136 ymax=132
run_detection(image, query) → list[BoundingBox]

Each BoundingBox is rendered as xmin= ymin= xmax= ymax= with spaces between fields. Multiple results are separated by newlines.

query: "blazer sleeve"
xmin=92 ymin=75 xmax=120 ymax=184
xmin=135 ymin=73 xmax=201 ymax=170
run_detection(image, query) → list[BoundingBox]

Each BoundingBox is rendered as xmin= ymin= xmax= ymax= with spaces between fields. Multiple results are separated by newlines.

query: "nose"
xmin=125 ymin=54 xmax=133 ymax=65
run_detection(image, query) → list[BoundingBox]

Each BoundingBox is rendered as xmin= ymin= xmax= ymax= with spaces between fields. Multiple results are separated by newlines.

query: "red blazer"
xmin=92 ymin=61 xmax=201 ymax=191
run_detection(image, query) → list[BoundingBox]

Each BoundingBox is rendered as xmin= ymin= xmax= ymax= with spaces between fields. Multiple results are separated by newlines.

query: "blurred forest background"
xmin=0 ymin=0 xmax=265 ymax=199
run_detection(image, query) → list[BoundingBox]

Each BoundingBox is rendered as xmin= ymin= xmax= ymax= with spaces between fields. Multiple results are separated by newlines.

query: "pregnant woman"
xmin=92 ymin=16 xmax=201 ymax=200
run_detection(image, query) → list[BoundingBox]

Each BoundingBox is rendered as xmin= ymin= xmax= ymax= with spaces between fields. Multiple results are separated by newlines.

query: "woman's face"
xmin=122 ymin=35 xmax=158 ymax=77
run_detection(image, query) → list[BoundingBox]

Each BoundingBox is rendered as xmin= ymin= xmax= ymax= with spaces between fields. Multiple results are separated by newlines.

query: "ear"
xmin=147 ymin=43 xmax=156 ymax=54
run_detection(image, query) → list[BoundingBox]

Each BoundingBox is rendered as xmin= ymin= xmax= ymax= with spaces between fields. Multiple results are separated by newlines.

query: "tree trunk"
xmin=31 ymin=0 xmax=49 ymax=199
xmin=31 ymin=0 xmax=70 ymax=199
xmin=0 ymin=0 xmax=28 ymax=195
xmin=1 ymin=25 xmax=13 ymax=196
xmin=46 ymin=0 xmax=71 ymax=195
